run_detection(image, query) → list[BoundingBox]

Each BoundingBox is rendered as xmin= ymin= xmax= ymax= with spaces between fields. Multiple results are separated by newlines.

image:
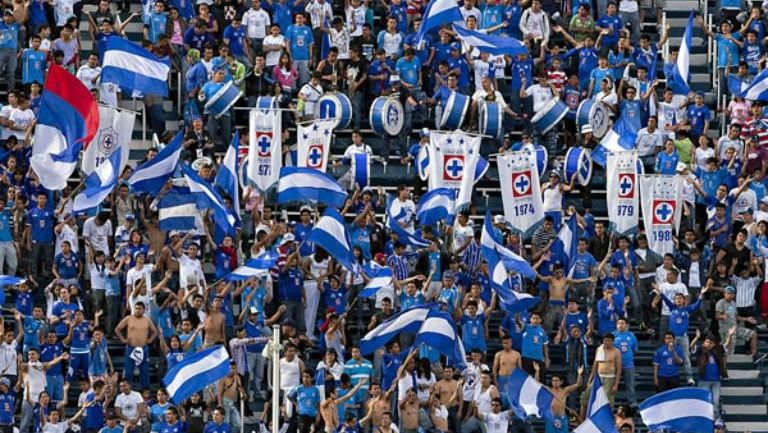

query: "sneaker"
xmin=687 ymin=378 xmax=696 ymax=385
xmin=756 ymin=324 xmax=767 ymax=331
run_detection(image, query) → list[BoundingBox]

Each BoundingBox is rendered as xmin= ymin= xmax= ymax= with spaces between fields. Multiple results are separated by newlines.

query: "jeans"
xmin=675 ymin=334 xmax=693 ymax=380
xmin=249 ymin=38 xmax=264 ymax=62
xmin=0 ymin=242 xmax=17 ymax=276
xmin=623 ymin=367 xmax=637 ymax=406
xmin=45 ymin=374 xmax=64 ymax=403
xmin=222 ymin=397 xmax=241 ymax=431
xmin=0 ymin=48 xmax=17 ymax=90
xmin=19 ymin=400 xmax=34 ymax=433
xmin=91 ymin=290 xmax=106 ymax=316
xmin=247 ymin=351 xmax=265 ymax=395
xmin=620 ymin=11 xmax=641 ymax=45
xmin=30 ymin=242 xmax=53 ymax=282
xmin=206 ymin=113 xmax=233 ymax=151
xmin=123 ymin=345 xmax=150 ymax=389
xmin=283 ymin=300 xmax=306 ymax=333
xmin=68 ymin=351 xmax=90 ymax=382
xmin=699 ymin=380 xmax=721 ymax=416
xmin=295 ymin=60 xmax=310 ymax=85
xmin=350 ymin=89 xmax=364 ymax=129
xmin=106 ymin=295 xmax=122 ymax=338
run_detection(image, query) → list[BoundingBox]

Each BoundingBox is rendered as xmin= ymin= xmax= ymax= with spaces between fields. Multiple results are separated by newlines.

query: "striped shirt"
xmin=730 ymin=275 xmax=760 ymax=308
xmin=229 ymin=337 xmax=267 ymax=375
xmin=388 ymin=253 xmax=409 ymax=281
xmin=343 ymin=358 xmax=373 ymax=398
xmin=531 ymin=226 xmax=556 ymax=251
xmin=740 ymin=117 xmax=768 ymax=149
xmin=463 ymin=241 xmax=481 ymax=275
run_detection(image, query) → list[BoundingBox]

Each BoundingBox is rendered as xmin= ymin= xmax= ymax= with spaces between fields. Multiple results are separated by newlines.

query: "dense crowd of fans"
xmin=0 ymin=0 xmax=766 ymax=433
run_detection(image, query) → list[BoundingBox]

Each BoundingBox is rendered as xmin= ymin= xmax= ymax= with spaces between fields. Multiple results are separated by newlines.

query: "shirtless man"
xmin=580 ymin=333 xmax=621 ymax=418
xmin=115 ymin=302 xmax=157 ymax=389
xmin=203 ymin=296 xmax=226 ymax=346
xmin=399 ymin=388 xmax=420 ymax=433
xmin=320 ymin=378 xmax=365 ymax=432
xmin=535 ymin=256 xmax=595 ymax=332
xmin=218 ymin=362 xmax=246 ymax=430
xmin=433 ymin=366 xmax=460 ymax=433
xmin=428 ymin=393 xmax=449 ymax=433
xmin=540 ymin=365 xmax=583 ymax=433
xmin=492 ymin=336 xmax=521 ymax=407
xmin=363 ymin=381 xmax=395 ymax=430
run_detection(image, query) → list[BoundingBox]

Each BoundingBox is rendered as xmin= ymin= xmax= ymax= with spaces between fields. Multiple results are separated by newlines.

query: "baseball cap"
xmin=0 ymin=378 xmax=9 ymax=388
xmin=420 ymin=128 xmax=430 ymax=138
xmin=714 ymin=420 xmax=725 ymax=429
xmin=3 ymin=10 xmax=12 ymax=16
xmin=760 ymin=196 xmax=768 ymax=206
xmin=282 ymin=318 xmax=295 ymax=327
xmin=493 ymin=215 xmax=505 ymax=224
xmin=299 ymin=205 xmax=312 ymax=213
xmin=125 ymin=213 xmax=136 ymax=221
xmin=739 ymin=207 xmax=754 ymax=215
xmin=389 ymin=74 xmax=400 ymax=84
xmin=581 ymin=124 xmax=593 ymax=134
xmin=280 ymin=233 xmax=296 ymax=245
xmin=374 ymin=252 xmax=386 ymax=262
xmin=443 ymin=270 xmax=454 ymax=280
xmin=169 ymin=230 xmax=180 ymax=237
xmin=724 ymin=285 xmax=736 ymax=293
xmin=450 ymin=42 xmax=461 ymax=51
xmin=676 ymin=162 xmax=688 ymax=172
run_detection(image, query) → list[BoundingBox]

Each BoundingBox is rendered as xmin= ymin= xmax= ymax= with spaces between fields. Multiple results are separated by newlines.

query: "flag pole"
xmin=99 ymin=103 xmax=142 ymax=116
xmin=271 ymin=324 xmax=281 ymax=433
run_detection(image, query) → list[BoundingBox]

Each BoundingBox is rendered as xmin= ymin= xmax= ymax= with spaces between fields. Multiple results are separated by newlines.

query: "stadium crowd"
xmin=0 ymin=0 xmax=766 ymax=433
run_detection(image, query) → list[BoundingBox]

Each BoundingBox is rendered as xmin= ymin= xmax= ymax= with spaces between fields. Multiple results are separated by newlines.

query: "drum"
xmin=315 ymin=92 xmax=352 ymax=129
xmin=637 ymin=159 xmax=645 ymax=175
xmin=256 ymin=96 xmax=278 ymax=112
xmin=479 ymin=101 xmax=503 ymax=139
xmin=440 ymin=92 xmax=469 ymax=130
xmin=370 ymin=97 xmax=404 ymax=136
xmin=564 ymin=146 xmax=593 ymax=186
xmin=534 ymin=145 xmax=548 ymax=176
xmin=576 ymin=99 xmax=611 ymax=138
xmin=530 ymin=98 xmax=568 ymax=135
xmin=205 ymin=81 xmax=242 ymax=119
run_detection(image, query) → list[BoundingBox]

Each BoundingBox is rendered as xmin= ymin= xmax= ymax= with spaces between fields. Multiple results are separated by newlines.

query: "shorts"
xmin=721 ymin=326 xmax=755 ymax=353
xmin=650 ymin=0 xmax=664 ymax=9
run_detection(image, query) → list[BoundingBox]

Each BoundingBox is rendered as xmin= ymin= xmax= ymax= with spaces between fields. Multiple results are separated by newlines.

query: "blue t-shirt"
xmin=613 ymin=330 xmax=638 ymax=369
xmin=40 ymin=342 xmax=64 ymax=377
xmin=564 ymin=312 xmax=588 ymax=335
xmin=521 ymin=324 xmax=547 ymax=361
xmin=589 ymin=67 xmax=612 ymax=96
xmin=146 ymin=11 xmax=168 ymax=43
xmin=84 ymin=392 xmax=105 ymax=429
xmin=389 ymin=4 xmax=408 ymax=33
xmin=595 ymin=14 xmax=623 ymax=46
xmin=381 ymin=353 xmax=401 ymax=390
xmin=54 ymin=252 xmax=79 ymax=279
xmin=286 ymin=24 xmax=313 ymax=61
xmin=461 ymin=314 xmax=486 ymax=352
xmin=204 ymin=422 xmax=232 ymax=433
xmin=223 ymin=25 xmax=247 ymax=56
xmin=289 ymin=385 xmax=321 ymax=416
xmin=294 ymin=222 xmax=314 ymax=256
xmin=715 ymin=33 xmax=741 ymax=68
xmin=51 ymin=301 xmax=79 ymax=336
xmin=151 ymin=402 xmax=171 ymax=431
xmin=653 ymin=344 xmax=685 ymax=377
xmin=448 ymin=56 xmax=471 ymax=89
xmin=160 ymin=421 xmax=187 ymax=433
xmin=0 ymin=391 xmax=14 ymax=424
xmin=22 ymin=316 xmax=43 ymax=350
xmin=742 ymin=40 xmax=763 ymax=73
xmin=278 ymin=266 xmax=303 ymax=301
xmin=686 ymin=104 xmax=711 ymax=136
xmin=695 ymin=347 xmax=721 ymax=381
xmin=323 ymin=285 xmax=348 ymax=314
xmin=0 ymin=22 xmax=19 ymax=50
xmin=396 ymin=57 xmax=421 ymax=88
xmin=656 ymin=151 xmax=679 ymax=175
xmin=21 ymin=49 xmax=46 ymax=85
xmin=28 ymin=207 xmax=54 ymax=243
xmin=571 ymin=251 xmax=597 ymax=279
xmin=15 ymin=291 xmax=33 ymax=316
xmin=69 ymin=321 xmax=91 ymax=353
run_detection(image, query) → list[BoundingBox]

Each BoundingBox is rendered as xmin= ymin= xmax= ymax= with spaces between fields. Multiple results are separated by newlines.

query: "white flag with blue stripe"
xmin=307 ymin=208 xmax=355 ymax=271
xmin=225 ymin=251 xmax=278 ymax=281
xmin=414 ymin=311 xmax=467 ymax=368
xmin=277 ymin=167 xmax=347 ymax=208
xmin=452 ymin=25 xmax=528 ymax=56
xmin=416 ymin=188 xmax=456 ymax=225
xmin=387 ymin=195 xmax=431 ymax=247
xmin=73 ymin=148 xmax=122 ymax=212
xmin=549 ymin=215 xmax=579 ymax=275
xmin=506 ymin=368 xmax=555 ymax=422
xmin=214 ymin=132 xmax=241 ymax=226
xmin=158 ymin=188 xmax=199 ymax=231
xmin=740 ymin=65 xmax=768 ymax=101
xmin=101 ymin=35 xmax=171 ymax=97
xmin=360 ymin=306 xmax=432 ymax=355
xmin=667 ymin=11 xmax=694 ymax=96
xmin=574 ymin=375 xmax=618 ymax=433
xmin=639 ymin=388 xmax=714 ymax=433
xmin=481 ymin=211 xmax=537 ymax=280
xmin=163 ymin=345 xmax=231 ymax=403
xmin=416 ymin=0 xmax=463 ymax=43
xmin=592 ymin=110 xmax=639 ymax=167
xmin=128 ymin=130 xmax=183 ymax=193
xmin=359 ymin=267 xmax=393 ymax=298
xmin=181 ymin=163 xmax=237 ymax=234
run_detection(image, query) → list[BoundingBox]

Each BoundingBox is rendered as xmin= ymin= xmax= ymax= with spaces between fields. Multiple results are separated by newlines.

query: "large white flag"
xmin=498 ymin=151 xmax=545 ymax=237
xmin=606 ymin=151 xmax=639 ymax=235
xmin=640 ymin=175 xmax=683 ymax=255
xmin=248 ymin=109 xmax=282 ymax=192
xmin=427 ymin=130 xmax=480 ymax=195
xmin=296 ymin=119 xmax=334 ymax=172
xmin=81 ymin=106 xmax=135 ymax=175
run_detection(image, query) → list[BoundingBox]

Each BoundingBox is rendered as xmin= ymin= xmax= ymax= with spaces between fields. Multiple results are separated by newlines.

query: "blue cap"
xmin=450 ymin=42 xmax=461 ymax=51
xmin=443 ymin=271 xmax=454 ymax=280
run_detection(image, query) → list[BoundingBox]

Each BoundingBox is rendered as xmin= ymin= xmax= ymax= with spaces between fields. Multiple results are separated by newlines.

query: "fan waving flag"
xmin=387 ymin=195 xmax=430 ymax=247
xmin=181 ymin=164 xmax=237 ymax=234
xmin=481 ymin=211 xmax=537 ymax=280
xmin=574 ymin=375 xmax=618 ymax=433
xmin=592 ymin=109 xmax=640 ymax=167
xmin=214 ymin=132 xmax=241 ymax=226
xmin=128 ymin=130 xmax=183 ymax=193
xmin=667 ymin=10 xmax=694 ymax=95
xmin=102 ymin=35 xmax=171 ymax=96
xmin=277 ymin=167 xmax=347 ymax=208
xmin=307 ymin=208 xmax=355 ymax=271
xmin=360 ymin=306 xmax=432 ymax=355
xmin=452 ymin=25 xmax=528 ymax=56
xmin=549 ymin=215 xmax=579 ymax=275
xmin=507 ymin=369 xmax=555 ymax=422
xmin=30 ymin=64 xmax=100 ymax=191
xmin=225 ymin=252 xmax=279 ymax=281
xmin=359 ymin=267 xmax=394 ymax=298
xmin=416 ymin=0 xmax=463 ymax=43
xmin=163 ymin=345 xmax=232 ymax=403
xmin=73 ymin=149 xmax=122 ymax=212
xmin=639 ymin=388 xmax=714 ymax=433
xmin=413 ymin=311 xmax=467 ymax=368
xmin=416 ymin=188 xmax=456 ymax=225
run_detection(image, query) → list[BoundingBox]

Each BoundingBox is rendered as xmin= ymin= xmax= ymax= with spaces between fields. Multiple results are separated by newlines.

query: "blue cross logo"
xmin=308 ymin=147 xmax=323 ymax=166
xmin=619 ymin=176 xmax=633 ymax=196
xmin=445 ymin=158 xmax=463 ymax=178
xmin=515 ymin=175 xmax=530 ymax=193
xmin=258 ymin=136 xmax=271 ymax=155
xmin=655 ymin=202 xmax=673 ymax=222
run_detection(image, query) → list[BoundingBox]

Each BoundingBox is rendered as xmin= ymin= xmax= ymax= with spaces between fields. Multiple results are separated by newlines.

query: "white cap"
xmin=676 ymin=162 xmax=688 ymax=172
xmin=280 ymin=233 xmax=296 ymax=245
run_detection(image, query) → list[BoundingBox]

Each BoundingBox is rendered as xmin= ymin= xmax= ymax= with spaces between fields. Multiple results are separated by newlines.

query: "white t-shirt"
xmin=659 ymin=282 xmax=688 ymax=315
xmin=52 ymin=0 xmax=75 ymax=26
xmin=525 ymin=85 xmax=553 ymax=113
xmin=76 ymin=65 xmax=102 ymax=91
xmin=635 ymin=127 xmax=665 ymax=157
xmin=389 ymin=198 xmax=416 ymax=232
xmin=126 ymin=264 xmax=155 ymax=293
xmin=26 ymin=360 xmax=47 ymax=403
xmin=42 ymin=421 xmax=69 ymax=433
xmin=263 ymin=34 xmax=285 ymax=67
xmin=299 ymin=82 xmax=323 ymax=116
xmin=346 ymin=5 xmax=366 ymax=37
xmin=694 ymin=146 xmax=715 ymax=169
xmin=484 ymin=412 xmax=512 ymax=433
xmin=82 ymin=218 xmax=113 ymax=255
xmin=329 ymin=27 xmax=350 ymax=60
xmin=55 ymin=223 xmax=78 ymax=257
xmin=242 ymin=8 xmax=270 ymax=39
xmin=99 ymin=81 xmax=121 ymax=108
xmin=115 ymin=391 xmax=144 ymax=421
xmin=8 ymin=108 xmax=35 ymax=139
xmin=0 ymin=104 xmax=16 ymax=140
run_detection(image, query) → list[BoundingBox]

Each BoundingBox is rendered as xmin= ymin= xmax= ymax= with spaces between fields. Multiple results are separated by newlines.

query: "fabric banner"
xmin=296 ymin=119 xmax=334 ymax=172
xmin=498 ymin=151 xmax=544 ymax=238
xmin=427 ymin=130 xmax=481 ymax=193
xmin=248 ymin=109 xmax=282 ymax=192
xmin=606 ymin=151 xmax=639 ymax=235
xmin=82 ymin=106 xmax=134 ymax=175
xmin=639 ymin=175 xmax=683 ymax=256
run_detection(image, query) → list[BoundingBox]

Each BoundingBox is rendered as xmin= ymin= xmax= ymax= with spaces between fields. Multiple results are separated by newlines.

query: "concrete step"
xmin=721 ymin=386 xmax=763 ymax=396
xmin=726 ymin=370 xmax=760 ymax=380
xmin=728 ymin=354 xmax=754 ymax=363
xmin=666 ymin=0 xmax=701 ymax=9
xmin=722 ymin=404 xmax=767 ymax=415
xmin=724 ymin=422 xmax=768 ymax=433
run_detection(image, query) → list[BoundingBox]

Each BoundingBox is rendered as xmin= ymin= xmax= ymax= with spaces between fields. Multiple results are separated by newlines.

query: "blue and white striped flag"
xmin=481 ymin=211 xmax=537 ymax=280
xmin=225 ymin=251 xmax=278 ymax=281
xmin=306 ymin=208 xmax=355 ymax=271
xmin=163 ymin=345 xmax=231 ymax=403
xmin=574 ymin=375 xmax=618 ymax=433
xmin=158 ymin=188 xmax=198 ymax=231
xmin=73 ymin=148 xmax=122 ymax=212
xmin=386 ymin=195 xmax=430 ymax=248
xmin=453 ymin=25 xmax=528 ymax=56
xmin=414 ymin=311 xmax=467 ymax=368
xmin=639 ymin=387 xmax=714 ymax=433
xmin=549 ymin=215 xmax=579 ymax=275
xmin=214 ymin=132 xmax=241 ymax=226
xmin=416 ymin=0 xmax=463 ymax=43
xmin=181 ymin=163 xmax=237 ymax=234
xmin=359 ymin=267 xmax=393 ymax=298
xmin=740 ymin=66 xmax=768 ymax=101
xmin=360 ymin=306 xmax=432 ymax=355
xmin=277 ymin=167 xmax=347 ymax=208
xmin=416 ymin=188 xmax=456 ymax=225
xmin=0 ymin=275 xmax=26 ymax=286
xmin=667 ymin=11 xmax=694 ymax=96
xmin=128 ymin=130 xmax=183 ymax=193
xmin=592 ymin=109 xmax=639 ymax=167
xmin=101 ymin=35 xmax=171 ymax=97
xmin=507 ymin=368 xmax=555 ymax=422
xmin=351 ymin=153 xmax=370 ymax=189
